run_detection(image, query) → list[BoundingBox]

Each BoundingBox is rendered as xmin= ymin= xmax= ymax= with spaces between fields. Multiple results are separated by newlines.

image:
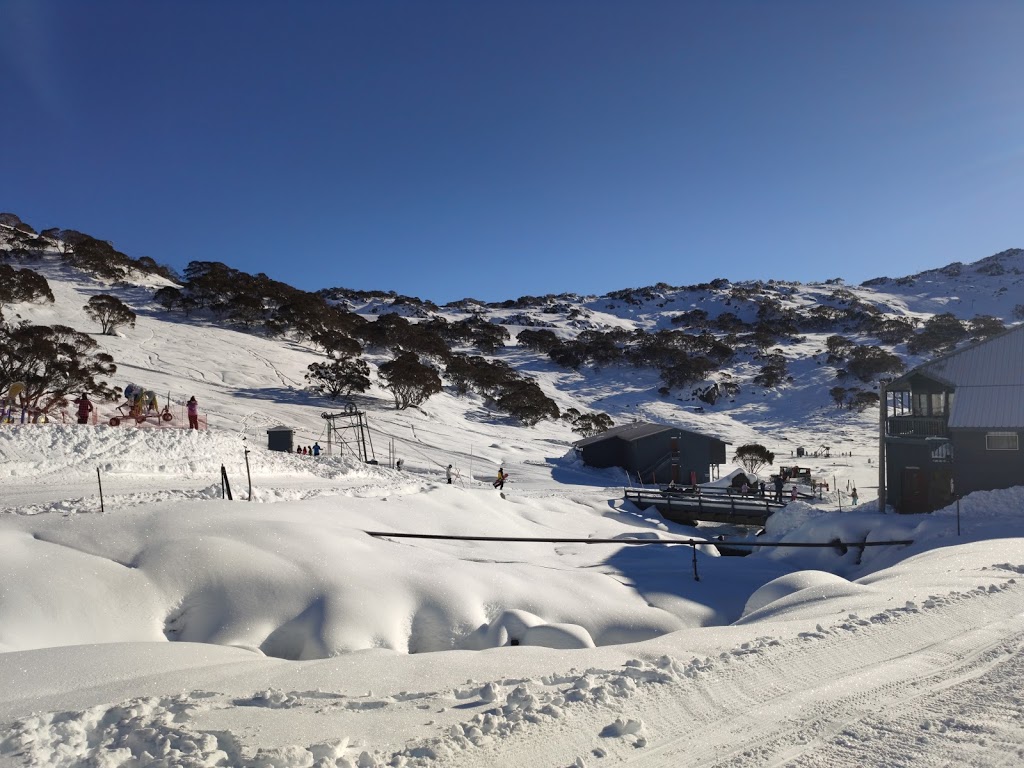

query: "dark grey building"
xmin=266 ymin=425 xmax=295 ymax=453
xmin=574 ymin=421 xmax=728 ymax=485
xmin=883 ymin=323 xmax=1024 ymax=513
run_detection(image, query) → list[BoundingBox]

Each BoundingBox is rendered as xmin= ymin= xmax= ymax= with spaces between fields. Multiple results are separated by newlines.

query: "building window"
xmin=913 ymin=393 xmax=929 ymax=416
xmin=985 ymin=432 xmax=1019 ymax=451
xmin=912 ymin=392 xmax=948 ymax=416
xmin=930 ymin=442 xmax=953 ymax=462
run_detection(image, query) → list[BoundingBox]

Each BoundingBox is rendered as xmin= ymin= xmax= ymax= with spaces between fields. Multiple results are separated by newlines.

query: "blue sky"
xmin=2 ymin=1 xmax=1022 ymax=304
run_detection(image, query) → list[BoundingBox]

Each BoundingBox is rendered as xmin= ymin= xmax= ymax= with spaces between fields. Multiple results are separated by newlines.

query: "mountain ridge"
xmin=2 ymin=216 xmax=1022 ymax=463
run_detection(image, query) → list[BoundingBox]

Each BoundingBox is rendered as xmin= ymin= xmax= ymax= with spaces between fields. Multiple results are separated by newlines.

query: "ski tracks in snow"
xmin=3 ymin=571 xmax=1023 ymax=767
xmin=440 ymin=576 xmax=1024 ymax=768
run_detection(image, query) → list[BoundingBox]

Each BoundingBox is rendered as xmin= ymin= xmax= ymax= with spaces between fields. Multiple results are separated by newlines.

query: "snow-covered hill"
xmin=2 ymin=227 xmax=1024 ymax=767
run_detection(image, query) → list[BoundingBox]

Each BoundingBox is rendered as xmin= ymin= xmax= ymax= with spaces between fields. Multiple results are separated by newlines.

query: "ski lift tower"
xmin=321 ymin=403 xmax=376 ymax=463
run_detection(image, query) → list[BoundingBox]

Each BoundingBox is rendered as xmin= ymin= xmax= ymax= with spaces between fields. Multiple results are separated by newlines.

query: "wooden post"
xmin=97 ymin=467 xmax=105 ymax=514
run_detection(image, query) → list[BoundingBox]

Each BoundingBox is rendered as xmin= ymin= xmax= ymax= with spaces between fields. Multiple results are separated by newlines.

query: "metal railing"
xmin=624 ymin=488 xmax=787 ymax=519
xmin=885 ymin=415 xmax=948 ymax=438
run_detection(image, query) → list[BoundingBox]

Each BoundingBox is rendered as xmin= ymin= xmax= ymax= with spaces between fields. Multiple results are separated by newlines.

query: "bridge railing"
xmin=624 ymin=488 xmax=786 ymax=518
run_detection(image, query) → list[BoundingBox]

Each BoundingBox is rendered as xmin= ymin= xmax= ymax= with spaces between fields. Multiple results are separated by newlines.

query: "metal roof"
xmin=948 ymin=385 xmax=1024 ymax=429
xmin=892 ymin=322 xmax=1024 ymax=389
xmin=573 ymin=420 xmax=727 ymax=447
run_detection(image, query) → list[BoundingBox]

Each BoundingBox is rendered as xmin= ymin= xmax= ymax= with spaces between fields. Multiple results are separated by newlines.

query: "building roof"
xmin=948 ymin=385 xmax=1024 ymax=429
xmin=890 ymin=322 xmax=1024 ymax=389
xmin=888 ymin=323 xmax=1024 ymax=430
xmin=573 ymin=420 xmax=726 ymax=448
xmin=266 ymin=425 xmax=294 ymax=432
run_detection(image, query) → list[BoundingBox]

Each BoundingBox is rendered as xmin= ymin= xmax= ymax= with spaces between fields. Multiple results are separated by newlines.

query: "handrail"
xmin=624 ymin=489 xmax=785 ymax=515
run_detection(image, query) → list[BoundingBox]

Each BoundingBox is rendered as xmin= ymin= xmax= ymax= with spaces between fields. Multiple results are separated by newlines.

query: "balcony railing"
xmin=886 ymin=415 xmax=949 ymax=438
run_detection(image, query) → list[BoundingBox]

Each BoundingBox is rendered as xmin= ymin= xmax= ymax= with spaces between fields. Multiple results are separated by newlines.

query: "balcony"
xmin=885 ymin=415 xmax=949 ymax=438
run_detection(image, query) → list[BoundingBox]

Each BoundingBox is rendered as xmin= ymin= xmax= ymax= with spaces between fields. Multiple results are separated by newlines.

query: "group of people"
xmin=70 ymin=392 xmax=201 ymax=429
xmin=296 ymin=443 xmax=321 ymax=456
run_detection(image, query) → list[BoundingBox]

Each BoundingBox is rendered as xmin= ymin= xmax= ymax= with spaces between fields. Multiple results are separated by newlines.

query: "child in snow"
xmin=187 ymin=396 xmax=199 ymax=430
xmin=74 ymin=394 xmax=93 ymax=424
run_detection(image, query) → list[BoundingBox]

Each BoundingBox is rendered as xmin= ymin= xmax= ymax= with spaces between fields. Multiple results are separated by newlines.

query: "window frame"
xmin=985 ymin=432 xmax=1019 ymax=451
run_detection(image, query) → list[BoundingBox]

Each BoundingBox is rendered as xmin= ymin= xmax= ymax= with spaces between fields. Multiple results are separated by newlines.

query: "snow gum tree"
xmin=0 ymin=321 xmax=118 ymax=412
xmin=733 ymin=444 xmax=775 ymax=475
xmin=306 ymin=356 xmax=371 ymax=400
xmin=0 ymin=265 xmax=54 ymax=307
xmin=84 ymin=294 xmax=136 ymax=335
xmin=378 ymin=352 xmax=441 ymax=410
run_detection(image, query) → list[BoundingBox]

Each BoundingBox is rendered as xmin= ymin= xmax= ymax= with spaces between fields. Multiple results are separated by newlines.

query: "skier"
xmin=74 ymin=394 xmax=93 ymax=425
xmin=396 ymin=459 xmax=404 ymax=471
xmin=187 ymin=396 xmax=199 ymax=430
xmin=493 ymin=467 xmax=506 ymax=490
xmin=446 ymin=464 xmax=453 ymax=484
xmin=312 ymin=442 xmax=321 ymax=457
xmin=850 ymin=487 xmax=858 ymax=506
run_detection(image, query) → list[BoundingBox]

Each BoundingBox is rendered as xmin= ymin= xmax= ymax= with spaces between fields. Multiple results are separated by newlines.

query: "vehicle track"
xmin=441 ymin=581 xmax=1024 ymax=767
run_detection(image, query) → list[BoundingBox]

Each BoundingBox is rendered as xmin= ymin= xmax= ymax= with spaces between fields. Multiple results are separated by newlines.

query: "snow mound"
xmin=740 ymin=570 xmax=867 ymax=619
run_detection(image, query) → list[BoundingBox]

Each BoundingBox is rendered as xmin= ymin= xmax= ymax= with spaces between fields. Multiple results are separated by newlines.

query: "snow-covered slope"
xmin=2 ymin=237 xmax=1024 ymax=767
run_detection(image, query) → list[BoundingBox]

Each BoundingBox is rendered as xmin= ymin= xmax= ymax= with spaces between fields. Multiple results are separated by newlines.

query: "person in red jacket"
xmin=74 ymin=394 xmax=93 ymax=424
xmin=187 ymin=396 xmax=199 ymax=430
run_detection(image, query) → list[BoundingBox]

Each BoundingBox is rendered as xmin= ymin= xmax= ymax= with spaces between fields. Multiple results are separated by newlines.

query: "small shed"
xmin=266 ymin=425 xmax=295 ymax=453
xmin=574 ymin=421 xmax=728 ymax=485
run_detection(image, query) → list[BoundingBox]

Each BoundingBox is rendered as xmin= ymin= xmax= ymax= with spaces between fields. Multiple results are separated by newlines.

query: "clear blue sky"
xmin=2 ymin=1 xmax=1022 ymax=303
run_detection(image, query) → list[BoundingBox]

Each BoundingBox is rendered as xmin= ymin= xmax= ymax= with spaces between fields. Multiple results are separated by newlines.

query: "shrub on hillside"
xmin=444 ymin=354 xmax=517 ymax=398
xmin=495 ymin=379 xmax=559 ymax=426
xmin=516 ymin=328 xmax=562 ymax=353
xmin=659 ymin=354 xmax=717 ymax=391
xmin=0 ymin=265 xmax=53 ymax=307
xmin=907 ymin=313 xmax=967 ymax=355
xmin=753 ymin=354 xmax=788 ymax=388
xmin=968 ymin=314 xmax=1005 ymax=341
xmin=843 ymin=345 xmax=904 ymax=382
xmin=825 ymin=335 xmax=856 ymax=363
xmin=870 ymin=317 xmax=916 ymax=345
xmin=563 ymin=409 xmax=614 ymax=437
